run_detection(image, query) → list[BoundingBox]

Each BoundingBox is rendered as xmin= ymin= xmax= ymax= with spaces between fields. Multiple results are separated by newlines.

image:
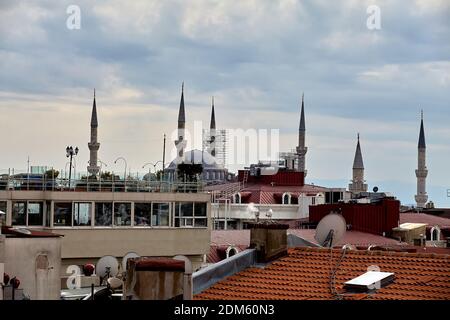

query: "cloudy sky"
xmin=0 ymin=0 xmax=449 ymax=206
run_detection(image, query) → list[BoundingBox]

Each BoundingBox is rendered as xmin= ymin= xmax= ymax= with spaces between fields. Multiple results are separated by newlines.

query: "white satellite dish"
xmin=121 ymin=252 xmax=139 ymax=272
xmin=314 ymin=212 xmax=346 ymax=248
xmin=96 ymin=255 xmax=119 ymax=280
xmin=107 ymin=277 xmax=123 ymax=290
xmin=13 ymin=228 xmax=32 ymax=235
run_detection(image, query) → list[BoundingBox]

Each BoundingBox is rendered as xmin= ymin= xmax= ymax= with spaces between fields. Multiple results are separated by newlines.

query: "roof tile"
xmin=196 ymin=247 xmax=450 ymax=300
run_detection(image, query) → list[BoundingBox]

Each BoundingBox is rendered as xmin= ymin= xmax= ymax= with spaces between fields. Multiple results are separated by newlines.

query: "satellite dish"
xmin=13 ymin=228 xmax=32 ymax=235
xmin=373 ymin=186 xmax=379 ymax=193
xmin=107 ymin=277 xmax=123 ymax=290
xmin=121 ymin=252 xmax=139 ymax=272
xmin=314 ymin=212 xmax=346 ymax=248
xmin=96 ymin=255 xmax=119 ymax=280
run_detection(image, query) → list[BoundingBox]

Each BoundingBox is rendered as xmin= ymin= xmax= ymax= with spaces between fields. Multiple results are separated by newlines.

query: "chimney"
xmin=249 ymin=223 xmax=289 ymax=263
xmin=124 ymin=257 xmax=189 ymax=300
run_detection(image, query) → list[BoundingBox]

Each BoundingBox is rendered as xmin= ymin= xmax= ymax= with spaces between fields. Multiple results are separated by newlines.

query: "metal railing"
xmin=0 ymin=174 xmax=205 ymax=193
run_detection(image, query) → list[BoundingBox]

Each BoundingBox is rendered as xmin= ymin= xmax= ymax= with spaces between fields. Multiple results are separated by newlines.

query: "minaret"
xmin=209 ymin=96 xmax=216 ymax=157
xmin=87 ymin=89 xmax=100 ymax=176
xmin=175 ymin=82 xmax=187 ymax=165
xmin=348 ymin=133 xmax=368 ymax=193
xmin=296 ymin=93 xmax=308 ymax=175
xmin=415 ymin=110 xmax=428 ymax=208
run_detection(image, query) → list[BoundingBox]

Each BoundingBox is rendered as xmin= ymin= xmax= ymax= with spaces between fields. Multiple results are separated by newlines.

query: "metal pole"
xmin=68 ymin=154 xmax=73 ymax=190
xmin=162 ymin=134 xmax=166 ymax=180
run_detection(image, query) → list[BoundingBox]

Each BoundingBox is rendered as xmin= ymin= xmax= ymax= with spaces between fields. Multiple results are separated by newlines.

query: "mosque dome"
xmin=167 ymin=149 xmax=223 ymax=170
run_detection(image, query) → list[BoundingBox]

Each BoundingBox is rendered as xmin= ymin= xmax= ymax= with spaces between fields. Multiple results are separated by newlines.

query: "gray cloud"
xmin=0 ymin=0 xmax=449 ymax=206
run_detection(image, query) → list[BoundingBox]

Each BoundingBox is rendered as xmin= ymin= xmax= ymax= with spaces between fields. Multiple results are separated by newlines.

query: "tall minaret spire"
xmin=175 ymin=82 xmax=187 ymax=166
xmin=349 ymin=133 xmax=368 ymax=193
xmin=296 ymin=93 xmax=308 ymax=175
xmin=87 ymin=89 xmax=100 ymax=176
xmin=209 ymin=96 xmax=216 ymax=157
xmin=415 ymin=110 xmax=428 ymax=208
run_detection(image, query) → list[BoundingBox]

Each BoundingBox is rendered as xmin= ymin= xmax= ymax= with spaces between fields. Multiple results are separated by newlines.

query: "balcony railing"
xmin=0 ymin=174 xmax=205 ymax=193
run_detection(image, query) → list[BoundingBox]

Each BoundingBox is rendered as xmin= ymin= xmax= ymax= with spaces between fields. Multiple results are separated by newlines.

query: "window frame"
xmin=173 ymin=202 xmax=208 ymax=228
xmin=73 ymin=202 xmax=93 ymax=227
xmin=151 ymin=202 xmax=171 ymax=227
xmin=134 ymin=202 xmax=152 ymax=227
xmin=94 ymin=202 xmax=113 ymax=227
xmin=12 ymin=201 xmax=44 ymax=227
xmin=282 ymin=192 xmax=291 ymax=205
xmin=113 ymin=202 xmax=132 ymax=227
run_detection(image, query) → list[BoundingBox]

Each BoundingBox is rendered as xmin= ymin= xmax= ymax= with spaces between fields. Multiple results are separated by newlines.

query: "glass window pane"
xmin=114 ymin=203 xmax=131 ymax=226
xmin=54 ymin=202 xmax=72 ymax=226
xmin=152 ymin=203 xmax=169 ymax=227
xmin=74 ymin=202 xmax=92 ymax=226
xmin=134 ymin=203 xmax=151 ymax=226
xmin=95 ymin=202 xmax=112 ymax=226
xmin=179 ymin=202 xmax=193 ymax=217
xmin=175 ymin=203 xmax=180 ymax=217
xmin=45 ymin=201 xmax=51 ymax=227
xmin=0 ymin=202 xmax=6 ymax=225
xmin=28 ymin=202 xmax=43 ymax=226
xmin=183 ymin=218 xmax=193 ymax=227
xmin=194 ymin=203 xmax=207 ymax=217
xmin=12 ymin=202 xmax=26 ymax=226
xmin=194 ymin=218 xmax=207 ymax=227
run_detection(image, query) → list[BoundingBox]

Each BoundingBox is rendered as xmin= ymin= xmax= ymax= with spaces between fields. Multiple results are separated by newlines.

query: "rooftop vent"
xmin=344 ymin=271 xmax=395 ymax=292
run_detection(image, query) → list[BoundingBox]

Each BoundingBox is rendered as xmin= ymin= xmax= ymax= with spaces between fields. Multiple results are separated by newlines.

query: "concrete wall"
xmin=0 ymin=190 xmax=211 ymax=203
xmin=3 ymin=237 xmax=61 ymax=300
xmin=212 ymin=203 xmax=309 ymax=221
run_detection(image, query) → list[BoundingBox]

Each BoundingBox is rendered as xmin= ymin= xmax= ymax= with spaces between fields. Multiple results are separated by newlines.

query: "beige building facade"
xmin=0 ymin=190 xmax=211 ymax=274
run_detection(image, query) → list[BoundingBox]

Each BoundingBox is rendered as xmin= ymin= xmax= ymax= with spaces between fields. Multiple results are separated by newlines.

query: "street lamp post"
xmin=66 ymin=146 xmax=79 ymax=189
xmin=65 ymin=162 xmax=72 ymax=178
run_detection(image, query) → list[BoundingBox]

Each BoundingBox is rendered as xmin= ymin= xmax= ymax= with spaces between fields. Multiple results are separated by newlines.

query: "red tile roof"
xmin=196 ymin=247 xmax=450 ymax=300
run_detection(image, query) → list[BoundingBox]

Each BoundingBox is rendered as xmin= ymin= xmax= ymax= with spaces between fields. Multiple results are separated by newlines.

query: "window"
xmin=430 ymin=226 xmax=441 ymax=241
xmin=12 ymin=202 xmax=43 ymax=226
xmin=54 ymin=202 xmax=72 ymax=226
xmin=114 ymin=202 xmax=131 ymax=226
xmin=152 ymin=203 xmax=170 ymax=226
xmin=74 ymin=202 xmax=92 ymax=226
xmin=134 ymin=203 xmax=151 ymax=226
xmin=12 ymin=202 xmax=26 ymax=225
xmin=282 ymin=193 xmax=291 ymax=205
xmin=234 ymin=193 xmax=241 ymax=204
xmin=0 ymin=201 xmax=7 ymax=225
xmin=27 ymin=202 xmax=43 ymax=226
xmin=45 ymin=201 xmax=51 ymax=227
xmin=95 ymin=202 xmax=112 ymax=226
xmin=312 ymin=197 xmax=316 ymax=205
xmin=174 ymin=202 xmax=207 ymax=228
xmin=194 ymin=202 xmax=207 ymax=227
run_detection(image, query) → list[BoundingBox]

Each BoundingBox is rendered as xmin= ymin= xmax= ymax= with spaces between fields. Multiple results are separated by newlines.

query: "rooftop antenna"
xmin=314 ymin=212 xmax=346 ymax=248
xmin=96 ymin=255 xmax=119 ymax=286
